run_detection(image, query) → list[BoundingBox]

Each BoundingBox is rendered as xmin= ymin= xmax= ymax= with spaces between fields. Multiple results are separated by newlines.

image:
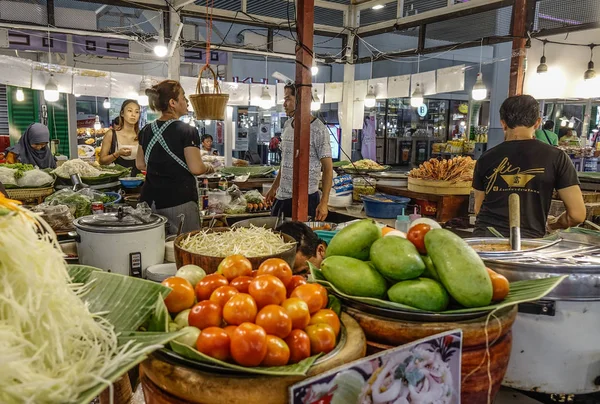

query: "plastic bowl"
xmin=103 ymin=191 xmax=122 ymax=205
xmin=361 ymin=194 xmax=411 ymax=219
xmin=119 ymin=177 xmax=144 ymax=189
xmin=345 ymin=204 xmax=364 ymax=215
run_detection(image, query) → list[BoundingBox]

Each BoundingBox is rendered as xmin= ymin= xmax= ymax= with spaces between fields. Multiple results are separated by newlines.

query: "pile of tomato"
xmin=161 ymin=255 xmax=341 ymax=367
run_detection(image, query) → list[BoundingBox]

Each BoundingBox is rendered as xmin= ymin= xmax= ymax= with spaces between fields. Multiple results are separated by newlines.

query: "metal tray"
xmin=156 ymin=324 xmax=348 ymax=376
xmin=465 ymin=238 xmax=561 ymax=256
xmin=337 ymin=294 xmax=490 ymax=323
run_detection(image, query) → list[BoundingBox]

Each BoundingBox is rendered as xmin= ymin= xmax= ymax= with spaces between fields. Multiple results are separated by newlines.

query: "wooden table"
xmin=376 ymin=185 xmax=470 ymax=223
xmin=233 ymin=178 xmax=274 ymax=191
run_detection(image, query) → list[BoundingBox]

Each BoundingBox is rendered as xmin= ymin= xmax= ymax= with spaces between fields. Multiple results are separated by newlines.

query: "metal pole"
xmin=292 ymin=0 xmax=315 ymax=221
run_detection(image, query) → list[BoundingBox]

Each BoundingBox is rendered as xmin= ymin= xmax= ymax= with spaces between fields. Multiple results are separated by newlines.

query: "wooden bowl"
xmin=174 ymin=228 xmax=297 ymax=272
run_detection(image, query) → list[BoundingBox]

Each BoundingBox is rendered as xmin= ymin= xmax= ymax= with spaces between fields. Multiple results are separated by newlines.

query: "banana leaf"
xmin=66 ymin=265 xmax=181 ymax=404
xmin=54 ymin=163 xmax=130 ymax=183
xmin=308 ymin=263 xmax=567 ymax=315
xmin=220 ymin=166 xmax=275 ymax=178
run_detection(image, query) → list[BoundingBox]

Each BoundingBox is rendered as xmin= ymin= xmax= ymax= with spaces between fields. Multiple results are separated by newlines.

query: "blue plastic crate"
xmin=314 ymin=230 xmax=339 ymax=245
xmin=361 ymin=194 xmax=411 ymax=219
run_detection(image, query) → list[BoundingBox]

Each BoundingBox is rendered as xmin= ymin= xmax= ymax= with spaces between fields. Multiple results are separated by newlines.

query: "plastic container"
xmin=328 ymin=193 xmax=352 ymax=208
xmin=352 ymin=177 xmax=376 ymax=202
xmin=395 ymin=209 xmax=410 ymax=233
xmin=146 ymin=263 xmax=177 ymax=282
xmin=103 ymin=191 xmax=122 ymax=206
xmin=314 ymin=230 xmax=339 ymax=245
xmin=361 ymin=194 xmax=411 ymax=219
xmin=119 ymin=177 xmax=144 ymax=188
xmin=408 ymin=206 xmax=422 ymax=223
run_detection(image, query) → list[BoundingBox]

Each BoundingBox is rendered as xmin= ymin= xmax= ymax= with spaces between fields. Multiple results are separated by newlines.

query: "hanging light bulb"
xmin=537 ymin=40 xmax=548 ymax=74
xmin=154 ymin=29 xmax=168 ymax=57
xmin=472 ymin=73 xmax=488 ymax=100
xmin=410 ymin=83 xmax=424 ymax=108
xmin=584 ymin=45 xmax=596 ymax=81
xmin=15 ymin=88 xmax=24 ymax=102
xmin=205 ymin=120 xmax=212 ymax=125
xmin=311 ymin=60 xmax=319 ymax=76
xmin=310 ymin=89 xmax=321 ymax=111
xmin=74 ymin=94 xmax=81 ymax=97
xmin=364 ymin=85 xmax=377 ymax=108
xmin=138 ymin=77 xmax=151 ymax=106
xmin=103 ymin=98 xmax=111 ymax=109
xmin=93 ymin=115 xmax=102 ymax=131
xmin=259 ymin=86 xmax=273 ymax=109
xmin=44 ymin=74 xmax=59 ymax=102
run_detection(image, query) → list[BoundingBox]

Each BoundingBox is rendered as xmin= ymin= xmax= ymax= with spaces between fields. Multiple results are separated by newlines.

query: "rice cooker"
xmin=468 ymin=231 xmax=600 ymax=395
xmin=72 ymin=211 xmax=167 ymax=278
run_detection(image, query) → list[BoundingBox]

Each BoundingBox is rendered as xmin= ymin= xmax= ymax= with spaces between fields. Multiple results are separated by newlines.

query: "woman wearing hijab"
xmin=6 ymin=123 xmax=56 ymax=169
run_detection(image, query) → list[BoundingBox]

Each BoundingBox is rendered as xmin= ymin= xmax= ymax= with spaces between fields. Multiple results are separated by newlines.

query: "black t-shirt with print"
xmin=472 ymin=139 xmax=580 ymax=238
xmin=139 ymin=120 xmax=200 ymax=209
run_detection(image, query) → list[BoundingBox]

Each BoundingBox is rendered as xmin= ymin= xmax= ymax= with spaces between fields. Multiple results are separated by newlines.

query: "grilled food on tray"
xmin=408 ymin=156 xmax=475 ymax=182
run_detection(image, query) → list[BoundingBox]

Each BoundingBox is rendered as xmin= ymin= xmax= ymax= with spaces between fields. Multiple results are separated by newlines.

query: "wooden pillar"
xmin=292 ymin=0 xmax=315 ymax=221
xmin=508 ymin=0 xmax=528 ymax=96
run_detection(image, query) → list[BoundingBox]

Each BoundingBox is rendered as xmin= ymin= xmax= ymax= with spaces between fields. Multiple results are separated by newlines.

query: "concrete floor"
xmin=496 ymin=387 xmax=545 ymax=404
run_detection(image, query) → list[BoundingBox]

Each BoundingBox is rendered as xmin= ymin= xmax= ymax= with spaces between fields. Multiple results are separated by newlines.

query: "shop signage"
xmin=290 ymin=329 xmax=462 ymax=404
xmin=417 ymin=104 xmax=428 ymax=117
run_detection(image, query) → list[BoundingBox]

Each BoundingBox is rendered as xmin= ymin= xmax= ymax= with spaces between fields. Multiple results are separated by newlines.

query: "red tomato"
xmin=285 ymin=329 xmax=311 ymax=364
xmin=290 ymin=284 xmax=328 ymax=314
xmin=406 ymin=223 xmax=432 ymax=254
xmin=161 ymin=277 xmax=195 ymax=313
xmin=230 ymin=322 xmax=268 ymax=367
xmin=195 ymin=273 xmax=228 ymax=301
xmin=188 ymin=301 xmax=222 ymax=330
xmin=218 ymin=254 xmax=253 ymax=281
xmin=196 ymin=327 xmax=230 ymax=361
xmin=223 ymin=325 xmax=238 ymax=340
xmin=209 ymin=285 xmax=239 ymax=308
xmin=230 ymin=276 xmax=253 ymax=294
xmin=248 ymin=275 xmax=287 ymax=309
xmin=255 ymin=305 xmax=292 ymax=339
xmin=281 ymin=297 xmax=311 ymax=330
xmin=223 ymin=293 xmax=258 ymax=325
xmin=305 ymin=323 xmax=337 ymax=355
xmin=309 ymin=309 xmax=341 ymax=336
xmin=261 ymin=335 xmax=290 ymax=367
xmin=286 ymin=275 xmax=307 ymax=297
xmin=257 ymin=258 xmax=293 ymax=288
xmin=251 ymin=270 xmax=259 ymax=278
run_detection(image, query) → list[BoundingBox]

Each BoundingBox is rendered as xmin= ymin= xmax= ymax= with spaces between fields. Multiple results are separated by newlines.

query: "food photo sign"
xmin=290 ymin=330 xmax=462 ymax=404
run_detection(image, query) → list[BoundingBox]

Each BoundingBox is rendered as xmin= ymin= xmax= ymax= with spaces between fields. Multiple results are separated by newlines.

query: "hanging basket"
xmin=189 ymin=65 xmax=229 ymax=121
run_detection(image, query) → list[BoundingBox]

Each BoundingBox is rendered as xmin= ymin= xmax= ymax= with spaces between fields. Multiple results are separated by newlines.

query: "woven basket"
xmin=189 ymin=65 xmax=229 ymax=121
xmin=6 ymin=186 xmax=55 ymax=203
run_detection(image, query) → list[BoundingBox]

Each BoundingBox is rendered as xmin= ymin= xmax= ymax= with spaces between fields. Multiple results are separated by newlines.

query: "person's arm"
xmin=183 ymin=146 xmax=212 ymax=175
xmin=549 ymin=185 xmax=586 ymax=230
xmin=315 ymin=157 xmax=333 ymax=221
xmin=136 ymin=146 xmax=147 ymax=171
xmin=265 ymin=170 xmax=281 ymax=203
xmin=98 ymin=132 xmax=116 ymax=165
xmin=474 ymin=190 xmax=485 ymax=215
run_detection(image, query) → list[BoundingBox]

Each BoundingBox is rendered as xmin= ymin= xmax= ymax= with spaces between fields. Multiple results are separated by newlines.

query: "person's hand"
xmin=315 ymin=201 xmax=329 ymax=221
xmin=118 ymin=147 xmax=132 ymax=157
xmin=546 ymin=215 xmax=559 ymax=233
xmin=265 ymin=187 xmax=277 ymax=204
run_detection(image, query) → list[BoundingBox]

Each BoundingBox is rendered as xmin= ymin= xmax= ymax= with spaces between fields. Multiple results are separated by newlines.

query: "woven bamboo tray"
xmin=6 ymin=186 xmax=55 ymax=203
xmin=408 ymin=177 xmax=472 ymax=195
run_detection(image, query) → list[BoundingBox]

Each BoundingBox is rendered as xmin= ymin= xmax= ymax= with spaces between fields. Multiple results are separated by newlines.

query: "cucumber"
xmin=425 ymin=229 xmax=493 ymax=308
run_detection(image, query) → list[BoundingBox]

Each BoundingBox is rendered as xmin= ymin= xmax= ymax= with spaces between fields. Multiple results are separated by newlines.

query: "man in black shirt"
xmin=473 ymin=95 xmax=586 ymax=238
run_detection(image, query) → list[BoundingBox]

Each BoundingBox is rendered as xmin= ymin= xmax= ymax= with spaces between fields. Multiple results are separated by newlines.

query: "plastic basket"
xmin=188 ymin=65 xmax=229 ymax=121
xmin=361 ymin=194 xmax=411 ymax=219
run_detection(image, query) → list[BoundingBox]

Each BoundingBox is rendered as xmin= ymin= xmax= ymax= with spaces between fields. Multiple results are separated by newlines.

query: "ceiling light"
xmin=74 ymin=94 xmax=80 ymax=97
xmin=103 ymin=98 xmax=110 ymax=109
xmin=410 ymin=83 xmax=424 ymax=108
xmin=364 ymin=85 xmax=377 ymax=108
xmin=472 ymin=73 xmax=488 ymax=100
xmin=182 ymin=115 xmax=191 ymax=123
xmin=259 ymin=86 xmax=273 ymax=109
xmin=205 ymin=120 xmax=212 ymax=125
xmin=584 ymin=51 xmax=596 ymax=81
xmin=154 ymin=30 xmax=168 ymax=58
xmin=44 ymin=74 xmax=59 ymax=102
xmin=93 ymin=115 xmax=102 ymax=131
xmin=311 ymin=61 xmax=319 ymax=76
xmin=15 ymin=88 xmax=24 ymax=102
xmin=310 ymin=90 xmax=321 ymax=111
xmin=372 ymin=4 xmax=384 ymax=10
xmin=537 ymin=41 xmax=548 ymax=74
xmin=189 ymin=119 xmax=196 ymax=127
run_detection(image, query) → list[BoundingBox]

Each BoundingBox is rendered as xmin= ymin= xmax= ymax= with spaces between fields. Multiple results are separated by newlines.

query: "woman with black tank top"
xmin=136 ymin=80 xmax=214 ymax=235
xmin=99 ymin=99 xmax=141 ymax=176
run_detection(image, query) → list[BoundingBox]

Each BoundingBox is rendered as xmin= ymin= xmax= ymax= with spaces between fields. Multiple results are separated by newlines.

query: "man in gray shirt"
xmin=266 ymin=84 xmax=333 ymax=220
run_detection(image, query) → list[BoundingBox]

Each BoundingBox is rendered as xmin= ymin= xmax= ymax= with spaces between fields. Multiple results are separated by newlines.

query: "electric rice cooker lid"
xmin=73 ymin=212 xmax=167 ymax=233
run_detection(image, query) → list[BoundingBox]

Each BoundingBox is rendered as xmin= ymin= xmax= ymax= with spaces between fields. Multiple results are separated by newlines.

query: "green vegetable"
xmin=1 ymin=163 xmax=34 ymax=179
xmin=387 ymin=278 xmax=449 ymax=311
xmin=369 ymin=237 xmax=425 ymax=281
xmin=46 ymin=192 xmax=92 ymax=218
xmin=421 ymin=255 xmax=440 ymax=282
xmin=175 ymin=326 xmax=201 ymax=347
xmin=326 ymin=219 xmax=381 ymax=261
xmin=425 ymin=229 xmax=493 ymax=308
xmin=321 ymin=256 xmax=387 ymax=299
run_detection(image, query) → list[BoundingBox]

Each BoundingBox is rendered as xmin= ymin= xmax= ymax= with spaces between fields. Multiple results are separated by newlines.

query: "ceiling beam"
xmin=358 ymin=0 xmax=514 ymax=36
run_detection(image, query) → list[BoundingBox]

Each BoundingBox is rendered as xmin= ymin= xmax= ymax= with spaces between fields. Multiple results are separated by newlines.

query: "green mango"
xmin=321 ymin=256 xmax=387 ymax=299
xmin=421 ymin=255 xmax=440 ymax=282
xmin=326 ymin=219 xmax=381 ymax=261
xmin=369 ymin=237 xmax=425 ymax=281
xmin=425 ymin=229 xmax=493 ymax=308
xmin=387 ymin=278 xmax=449 ymax=312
